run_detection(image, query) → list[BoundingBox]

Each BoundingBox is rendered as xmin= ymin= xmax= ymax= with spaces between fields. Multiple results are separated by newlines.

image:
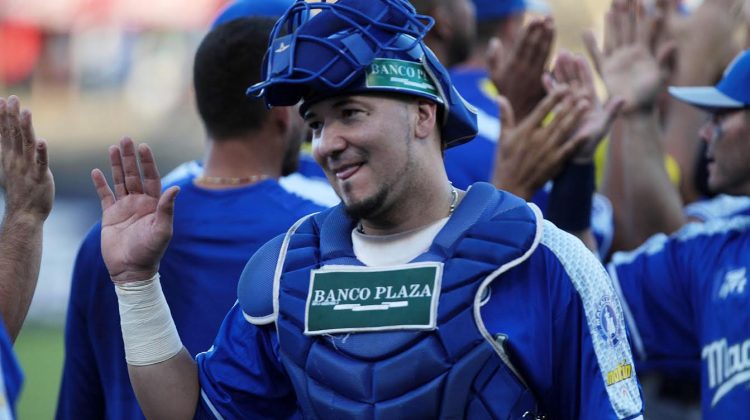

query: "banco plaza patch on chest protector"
xmin=305 ymin=262 xmax=442 ymax=335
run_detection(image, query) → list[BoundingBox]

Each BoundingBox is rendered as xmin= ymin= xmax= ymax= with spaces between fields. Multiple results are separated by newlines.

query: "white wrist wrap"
xmin=115 ymin=273 xmax=183 ymax=366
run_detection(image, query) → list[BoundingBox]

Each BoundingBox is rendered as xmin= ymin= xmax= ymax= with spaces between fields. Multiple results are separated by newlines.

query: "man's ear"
xmin=414 ymin=99 xmax=439 ymax=140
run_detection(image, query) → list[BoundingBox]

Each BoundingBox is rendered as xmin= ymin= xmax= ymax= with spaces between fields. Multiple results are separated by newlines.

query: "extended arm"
xmin=586 ymin=0 xmax=685 ymax=252
xmin=0 ymin=96 xmax=54 ymax=341
xmin=92 ymin=137 xmax=197 ymax=419
xmin=545 ymin=53 xmax=623 ymax=253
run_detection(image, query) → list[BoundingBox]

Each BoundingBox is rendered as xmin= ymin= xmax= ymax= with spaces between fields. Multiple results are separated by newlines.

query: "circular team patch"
xmin=596 ymin=295 xmax=622 ymax=347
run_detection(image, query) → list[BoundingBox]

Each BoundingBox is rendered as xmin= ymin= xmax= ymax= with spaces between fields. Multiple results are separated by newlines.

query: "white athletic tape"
xmin=115 ymin=274 xmax=183 ymax=366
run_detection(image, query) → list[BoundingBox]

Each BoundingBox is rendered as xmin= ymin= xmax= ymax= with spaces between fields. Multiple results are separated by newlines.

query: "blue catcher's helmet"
xmin=247 ymin=0 xmax=478 ymax=148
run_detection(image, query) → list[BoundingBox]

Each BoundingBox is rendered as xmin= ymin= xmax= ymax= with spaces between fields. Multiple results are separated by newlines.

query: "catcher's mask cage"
xmin=247 ymin=0 xmax=478 ymax=148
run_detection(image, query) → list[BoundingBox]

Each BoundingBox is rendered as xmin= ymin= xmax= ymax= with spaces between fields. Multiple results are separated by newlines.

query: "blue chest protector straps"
xmin=239 ymin=182 xmax=545 ymax=419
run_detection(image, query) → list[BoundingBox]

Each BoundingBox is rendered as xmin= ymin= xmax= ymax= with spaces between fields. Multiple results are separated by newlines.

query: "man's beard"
xmin=343 ymin=183 xmax=389 ymax=221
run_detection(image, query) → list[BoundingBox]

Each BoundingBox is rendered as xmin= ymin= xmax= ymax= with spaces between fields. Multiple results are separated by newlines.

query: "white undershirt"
xmin=351 ymin=217 xmax=450 ymax=266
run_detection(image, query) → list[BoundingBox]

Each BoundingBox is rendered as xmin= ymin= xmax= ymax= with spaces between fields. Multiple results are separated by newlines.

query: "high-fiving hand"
xmin=546 ymin=52 xmax=624 ymax=163
xmin=92 ymin=138 xmax=179 ymax=284
xmin=0 ymin=96 xmax=54 ymax=223
xmin=583 ymin=0 xmax=675 ymax=115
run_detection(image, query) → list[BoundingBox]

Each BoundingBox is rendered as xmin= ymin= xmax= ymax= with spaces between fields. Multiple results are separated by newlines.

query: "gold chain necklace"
xmin=356 ymin=184 xmax=459 ymax=234
xmin=194 ymin=174 xmax=270 ymax=185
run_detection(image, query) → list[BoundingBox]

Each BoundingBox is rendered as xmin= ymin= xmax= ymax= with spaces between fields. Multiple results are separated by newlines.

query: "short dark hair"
xmin=475 ymin=18 xmax=501 ymax=46
xmin=193 ymin=17 xmax=276 ymax=140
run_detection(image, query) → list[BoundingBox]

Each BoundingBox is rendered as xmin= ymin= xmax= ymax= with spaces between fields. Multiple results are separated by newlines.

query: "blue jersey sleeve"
xmin=196 ymin=304 xmax=300 ymax=419
xmin=55 ymin=225 xmax=107 ymax=420
xmin=607 ymin=225 xmax=703 ymax=367
xmin=0 ymin=315 xmax=22 ymax=420
xmin=483 ymin=221 xmax=643 ymax=419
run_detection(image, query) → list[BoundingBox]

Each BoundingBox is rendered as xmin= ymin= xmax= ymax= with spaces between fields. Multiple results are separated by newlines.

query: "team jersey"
xmin=447 ymin=67 xmax=614 ymax=258
xmin=684 ymin=194 xmax=750 ymax=221
xmin=0 ymin=318 xmax=21 ymax=420
xmin=445 ymin=67 xmax=500 ymax=190
xmin=195 ymin=185 xmax=643 ymax=419
xmin=163 ymin=157 xmax=339 ymax=208
xmin=608 ymin=216 xmax=750 ymax=418
xmin=55 ymin=173 xmax=324 ymax=420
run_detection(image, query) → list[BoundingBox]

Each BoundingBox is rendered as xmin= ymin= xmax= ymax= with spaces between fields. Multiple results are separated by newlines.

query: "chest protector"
xmin=247 ymin=183 xmax=545 ymax=419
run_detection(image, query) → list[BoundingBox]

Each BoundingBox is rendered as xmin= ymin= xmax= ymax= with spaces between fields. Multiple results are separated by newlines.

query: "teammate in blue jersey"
xmin=90 ymin=1 xmax=643 ymax=418
xmin=55 ymin=12 xmax=324 ymax=420
xmin=608 ymin=48 xmax=750 ymax=419
xmin=0 ymin=95 xmax=55 ymax=419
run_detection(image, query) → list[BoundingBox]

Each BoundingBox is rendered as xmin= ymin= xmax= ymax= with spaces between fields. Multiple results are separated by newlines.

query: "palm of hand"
xmin=101 ymin=193 xmax=170 ymax=282
xmin=601 ymin=46 xmax=661 ymax=112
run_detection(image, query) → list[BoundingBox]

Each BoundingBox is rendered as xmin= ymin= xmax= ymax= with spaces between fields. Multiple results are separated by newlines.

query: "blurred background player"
xmin=607 ymin=46 xmax=750 ymax=419
xmin=54 ymin=2 xmax=324 ymax=418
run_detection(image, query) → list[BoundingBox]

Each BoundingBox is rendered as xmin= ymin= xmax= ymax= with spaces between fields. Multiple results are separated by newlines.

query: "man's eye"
xmin=342 ymin=109 xmax=362 ymax=118
xmin=308 ymin=121 xmax=322 ymax=131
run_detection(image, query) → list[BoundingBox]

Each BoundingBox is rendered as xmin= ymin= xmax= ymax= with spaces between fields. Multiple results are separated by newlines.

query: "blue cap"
xmin=247 ymin=0 xmax=478 ymax=148
xmin=211 ymin=0 xmax=294 ymax=29
xmin=669 ymin=49 xmax=750 ymax=111
xmin=471 ymin=0 xmax=550 ymax=21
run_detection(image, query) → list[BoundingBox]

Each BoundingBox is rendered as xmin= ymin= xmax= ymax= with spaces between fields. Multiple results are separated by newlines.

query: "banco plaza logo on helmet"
xmin=366 ymin=58 xmax=438 ymax=98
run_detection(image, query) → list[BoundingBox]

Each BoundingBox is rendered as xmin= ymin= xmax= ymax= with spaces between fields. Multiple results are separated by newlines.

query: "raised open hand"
xmin=492 ymin=86 xmax=590 ymax=200
xmin=0 ymin=96 xmax=54 ymax=223
xmin=487 ymin=16 xmax=555 ymax=121
xmin=583 ymin=0 xmax=675 ymax=114
xmin=91 ymin=138 xmax=179 ymax=284
xmin=547 ymin=52 xmax=624 ymax=163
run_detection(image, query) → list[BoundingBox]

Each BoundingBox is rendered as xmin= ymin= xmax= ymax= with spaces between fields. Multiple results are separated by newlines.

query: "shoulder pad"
xmin=238 ymin=212 xmax=319 ymax=324
xmin=237 ymin=234 xmax=286 ymax=325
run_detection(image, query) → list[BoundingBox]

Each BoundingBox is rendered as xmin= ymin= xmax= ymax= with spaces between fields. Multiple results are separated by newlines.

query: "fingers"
xmin=518 ymin=17 xmax=555 ymax=77
xmin=655 ymin=39 xmax=677 ymax=73
xmin=575 ymin=54 xmax=597 ymax=93
xmin=643 ymin=8 xmax=664 ymax=52
xmin=20 ymin=110 xmax=36 ymax=163
xmin=521 ymin=86 xmax=570 ymax=131
xmin=120 ymin=137 xmax=144 ymax=195
xmin=0 ymin=98 xmax=9 ymax=154
xmin=35 ymin=138 xmax=49 ymax=171
xmin=6 ymin=97 xmax=23 ymax=156
xmin=138 ymin=143 xmax=162 ymax=198
xmin=91 ymin=168 xmax=116 ymax=211
xmin=583 ymin=30 xmax=604 ymax=76
xmin=497 ymin=95 xmax=516 ymax=130
xmin=109 ymin=144 xmax=128 ymax=199
xmin=486 ymin=37 xmax=505 ymax=82
xmin=546 ymin=98 xmax=589 ymax=145
xmin=0 ymin=96 xmax=22 ymax=157
xmin=0 ymin=96 xmax=45 ymax=174
xmin=542 ymin=73 xmax=556 ymax=94
xmin=625 ymin=0 xmax=639 ymax=45
xmin=553 ymin=51 xmax=579 ymax=85
xmin=155 ymin=186 xmax=180 ymax=230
